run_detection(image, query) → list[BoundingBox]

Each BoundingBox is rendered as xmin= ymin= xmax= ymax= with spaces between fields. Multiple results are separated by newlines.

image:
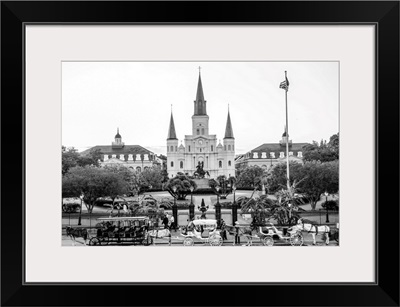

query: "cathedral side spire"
xmin=224 ymin=109 xmax=234 ymax=139
xmin=194 ymin=70 xmax=207 ymax=115
xmin=167 ymin=111 xmax=178 ymax=140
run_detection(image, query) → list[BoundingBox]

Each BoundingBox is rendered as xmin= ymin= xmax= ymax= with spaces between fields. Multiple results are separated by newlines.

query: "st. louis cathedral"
xmin=166 ymin=71 xmax=235 ymax=179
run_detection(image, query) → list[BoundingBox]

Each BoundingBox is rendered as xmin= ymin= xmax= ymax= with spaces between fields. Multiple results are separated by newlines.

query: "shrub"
xmin=321 ymin=200 xmax=339 ymax=211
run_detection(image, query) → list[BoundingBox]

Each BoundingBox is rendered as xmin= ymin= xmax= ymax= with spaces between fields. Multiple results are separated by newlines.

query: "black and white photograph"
xmin=62 ymin=61 xmax=339 ymax=247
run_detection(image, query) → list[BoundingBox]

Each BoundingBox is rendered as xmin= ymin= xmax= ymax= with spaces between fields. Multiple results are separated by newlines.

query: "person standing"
xmin=234 ymin=221 xmax=241 ymax=246
xmin=169 ymin=214 xmax=176 ymax=231
xmin=162 ymin=214 xmax=169 ymax=229
xmin=220 ymin=219 xmax=228 ymax=241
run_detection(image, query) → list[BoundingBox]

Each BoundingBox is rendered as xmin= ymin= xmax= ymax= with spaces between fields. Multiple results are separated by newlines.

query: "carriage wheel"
xmin=143 ymin=235 xmax=153 ymax=246
xmin=290 ymin=233 xmax=303 ymax=246
xmin=262 ymin=236 xmax=274 ymax=246
xmin=183 ymin=238 xmax=194 ymax=246
xmin=89 ymin=237 xmax=101 ymax=246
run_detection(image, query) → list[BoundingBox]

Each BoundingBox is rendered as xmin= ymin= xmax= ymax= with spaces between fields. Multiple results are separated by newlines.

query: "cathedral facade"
xmin=166 ymin=72 xmax=235 ymax=179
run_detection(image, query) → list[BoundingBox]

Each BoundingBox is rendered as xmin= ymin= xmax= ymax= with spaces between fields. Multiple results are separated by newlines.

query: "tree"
xmin=302 ymin=133 xmax=339 ymax=162
xmin=102 ymin=165 xmax=131 ymax=210
xmin=62 ymin=166 xmax=129 ymax=213
xmin=162 ymin=173 xmax=197 ymax=200
xmin=62 ymin=146 xmax=80 ymax=176
xmin=240 ymin=195 xmax=276 ymax=225
xmin=209 ymin=175 xmax=236 ymax=199
xmin=141 ymin=165 xmax=164 ymax=190
xmin=296 ymin=160 xmax=339 ymax=210
xmin=265 ymin=161 xmax=304 ymax=194
xmin=265 ymin=159 xmax=339 ymax=211
xmin=62 ymin=146 xmax=102 ymax=176
xmin=236 ymin=165 xmax=265 ymax=189
xmin=77 ymin=148 xmax=102 ymax=168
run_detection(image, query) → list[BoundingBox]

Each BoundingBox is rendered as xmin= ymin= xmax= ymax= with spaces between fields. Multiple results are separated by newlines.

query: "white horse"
xmin=292 ymin=218 xmax=330 ymax=245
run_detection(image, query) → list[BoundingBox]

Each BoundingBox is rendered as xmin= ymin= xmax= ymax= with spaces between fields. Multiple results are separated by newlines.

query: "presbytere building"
xmin=235 ymin=131 xmax=309 ymax=169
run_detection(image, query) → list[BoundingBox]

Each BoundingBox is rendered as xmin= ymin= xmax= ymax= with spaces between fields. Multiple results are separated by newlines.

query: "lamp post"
xmin=232 ymin=184 xmax=238 ymax=225
xmin=324 ymin=191 xmax=329 ymax=223
xmin=78 ymin=194 xmax=84 ymax=226
xmin=172 ymin=186 xmax=178 ymax=229
xmin=189 ymin=186 xmax=195 ymax=220
xmin=215 ymin=186 xmax=221 ymax=228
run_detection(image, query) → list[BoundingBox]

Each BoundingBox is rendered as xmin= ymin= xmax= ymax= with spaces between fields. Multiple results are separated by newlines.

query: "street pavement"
xmin=62 ymin=229 xmax=339 ymax=247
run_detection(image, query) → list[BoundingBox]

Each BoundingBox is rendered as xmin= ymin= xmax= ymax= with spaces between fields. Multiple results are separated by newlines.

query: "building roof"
xmin=224 ymin=110 xmax=234 ymax=139
xmin=81 ymin=145 xmax=153 ymax=156
xmin=251 ymin=142 xmax=309 ymax=153
xmin=167 ymin=112 xmax=178 ymax=140
xmin=194 ymin=72 xmax=207 ymax=116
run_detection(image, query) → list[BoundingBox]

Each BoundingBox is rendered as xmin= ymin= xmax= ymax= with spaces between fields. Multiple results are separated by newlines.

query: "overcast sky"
xmin=62 ymin=62 xmax=339 ymax=155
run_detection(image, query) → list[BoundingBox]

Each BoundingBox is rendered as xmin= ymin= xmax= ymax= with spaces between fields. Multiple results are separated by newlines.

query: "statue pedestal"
xmin=193 ymin=179 xmax=210 ymax=190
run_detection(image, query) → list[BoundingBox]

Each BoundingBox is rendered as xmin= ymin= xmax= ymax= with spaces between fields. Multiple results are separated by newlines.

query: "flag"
xmin=279 ymin=74 xmax=289 ymax=91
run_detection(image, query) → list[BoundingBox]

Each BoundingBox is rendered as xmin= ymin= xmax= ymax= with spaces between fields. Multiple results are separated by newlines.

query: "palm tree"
xmin=269 ymin=180 xmax=306 ymax=226
xmin=240 ymin=194 xmax=276 ymax=226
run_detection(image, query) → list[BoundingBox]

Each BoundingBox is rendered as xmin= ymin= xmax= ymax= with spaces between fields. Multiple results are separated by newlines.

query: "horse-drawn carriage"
xmin=255 ymin=223 xmax=304 ymax=246
xmin=224 ymin=222 xmax=304 ymax=246
xmin=89 ymin=216 xmax=153 ymax=246
xmin=180 ymin=219 xmax=223 ymax=246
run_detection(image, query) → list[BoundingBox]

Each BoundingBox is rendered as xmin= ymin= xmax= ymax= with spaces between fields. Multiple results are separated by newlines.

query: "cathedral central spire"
xmin=194 ymin=70 xmax=207 ymax=115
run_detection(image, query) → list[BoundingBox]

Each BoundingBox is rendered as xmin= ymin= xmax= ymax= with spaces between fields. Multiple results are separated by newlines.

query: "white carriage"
xmin=257 ymin=223 xmax=304 ymax=246
xmin=180 ymin=219 xmax=223 ymax=246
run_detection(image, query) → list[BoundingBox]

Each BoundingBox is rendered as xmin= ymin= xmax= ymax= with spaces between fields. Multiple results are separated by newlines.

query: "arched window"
xmin=224 ymin=145 xmax=226 ymax=151
xmin=219 ymin=161 xmax=222 ymax=168
xmin=233 ymin=145 xmax=234 ymax=151
xmin=188 ymin=146 xmax=191 ymax=152
xmin=171 ymin=161 xmax=174 ymax=167
xmin=175 ymin=146 xmax=177 ymax=151
xmin=180 ymin=161 xmax=183 ymax=168
xmin=201 ymin=128 xmax=205 ymax=135
xmin=170 ymin=146 xmax=173 ymax=152
xmin=228 ymin=160 xmax=231 ymax=166
xmin=144 ymin=166 xmax=149 ymax=171
xmin=197 ymin=129 xmax=200 ymax=135
xmin=211 ymin=145 xmax=213 ymax=152
xmin=136 ymin=166 xmax=141 ymax=172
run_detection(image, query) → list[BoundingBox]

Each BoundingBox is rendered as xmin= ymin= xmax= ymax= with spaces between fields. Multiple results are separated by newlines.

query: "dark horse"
xmin=66 ymin=226 xmax=88 ymax=246
xmin=225 ymin=223 xmax=256 ymax=246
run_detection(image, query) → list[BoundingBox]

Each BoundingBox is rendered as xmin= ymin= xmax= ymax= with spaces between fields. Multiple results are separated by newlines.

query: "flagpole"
xmin=284 ymin=71 xmax=290 ymax=191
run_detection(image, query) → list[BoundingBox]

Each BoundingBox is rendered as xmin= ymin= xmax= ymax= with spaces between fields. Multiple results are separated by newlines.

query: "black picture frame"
xmin=1 ymin=1 xmax=399 ymax=306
